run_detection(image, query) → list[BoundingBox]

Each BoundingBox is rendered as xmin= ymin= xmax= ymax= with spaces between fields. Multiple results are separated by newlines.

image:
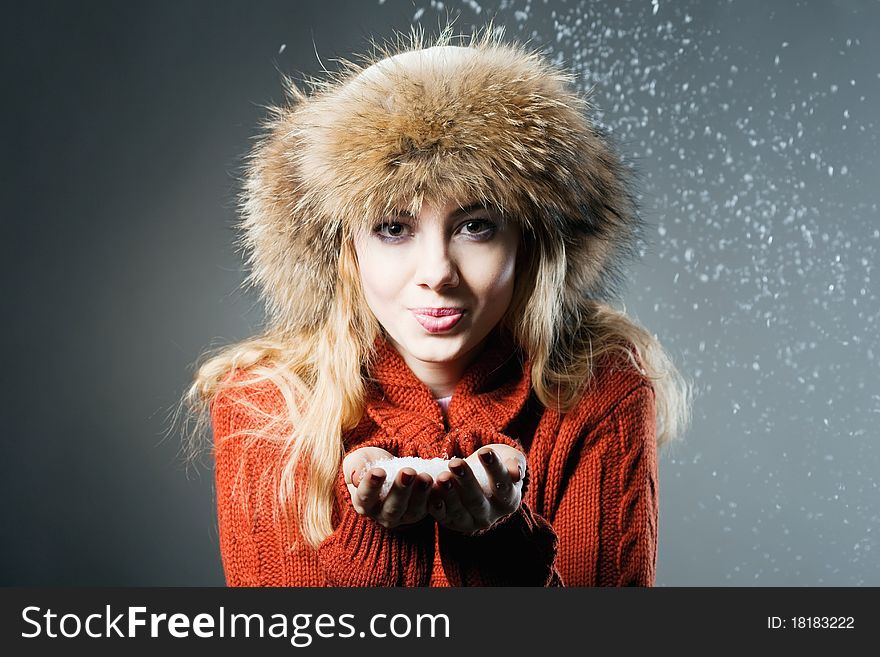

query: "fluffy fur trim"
xmin=238 ymin=25 xmax=642 ymax=334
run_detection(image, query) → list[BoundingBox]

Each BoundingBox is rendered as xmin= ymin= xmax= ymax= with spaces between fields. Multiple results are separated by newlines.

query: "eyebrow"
xmin=389 ymin=202 xmax=492 ymax=218
xmin=453 ymin=202 xmax=492 ymax=217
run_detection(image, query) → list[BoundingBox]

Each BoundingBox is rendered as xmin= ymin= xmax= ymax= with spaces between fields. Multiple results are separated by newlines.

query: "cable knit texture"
xmin=211 ymin=331 xmax=658 ymax=586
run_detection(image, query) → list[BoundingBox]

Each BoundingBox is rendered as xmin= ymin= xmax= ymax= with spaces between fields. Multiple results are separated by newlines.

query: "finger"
xmin=478 ymin=449 xmax=516 ymax=508
xmin=434 ymin=471 xmax=473 ymax=531
xmin=377 ymin=468 xmax=416 ymax=526
xmin=344 ymin=457 xmax=366 ymax=488
xmin=343 ymin=447 xmax=394 ymax=487
xmin=342 ymin=450 xmax=372 ymax=487
xmin=352 ymin=468 xmax=386 ymax=515
xmin=505 ymin=456 xmax=524 ymax=484
xmin=400 ymin=473 xmax=433 ymax=524
xmin=428 ymin=496 xmax=445 ymax=524
xmin=428 ymin=477 xmax=451 ymax=524
xmin=448 ymin=458 xmax=491 ymax=523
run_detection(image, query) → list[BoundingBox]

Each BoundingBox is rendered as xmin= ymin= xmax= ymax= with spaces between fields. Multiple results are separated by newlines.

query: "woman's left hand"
xmin=428 ymin=444 xmax=526 ymax=534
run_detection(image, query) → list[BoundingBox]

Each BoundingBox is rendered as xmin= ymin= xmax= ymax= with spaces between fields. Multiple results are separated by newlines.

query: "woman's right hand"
xmin=342 ymin=447 xmax=434 ymax=529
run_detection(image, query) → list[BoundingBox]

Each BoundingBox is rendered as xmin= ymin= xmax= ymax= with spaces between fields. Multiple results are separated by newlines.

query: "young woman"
xmin=185 ymin=25 xmax=691 ymax=587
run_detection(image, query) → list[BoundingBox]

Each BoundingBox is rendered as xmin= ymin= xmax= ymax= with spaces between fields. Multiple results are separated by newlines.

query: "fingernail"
xmin=370 ymin=472 xmax=385 ymax=483
xmin=450 ymin=462 xmax=466 ymax=477
xmin=418 ymin=478 xmax=431 ymax=491
xmin=442 ymin=479 xmax=454 ymax=490
xmin=479 ymin=450 xmax=495 ymax=465
xmin=351 ymin=469 xmax=360 ymax=486
xmin=400 ymin=472 xmax=414 ymax=486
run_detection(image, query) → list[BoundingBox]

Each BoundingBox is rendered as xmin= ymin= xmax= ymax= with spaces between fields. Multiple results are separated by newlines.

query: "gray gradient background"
xmin=3 ymin=0 xmax=877 ymax=585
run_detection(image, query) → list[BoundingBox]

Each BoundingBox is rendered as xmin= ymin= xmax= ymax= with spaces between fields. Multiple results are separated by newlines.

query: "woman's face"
xmin=353 ymin=198 xmax=519 ymax=386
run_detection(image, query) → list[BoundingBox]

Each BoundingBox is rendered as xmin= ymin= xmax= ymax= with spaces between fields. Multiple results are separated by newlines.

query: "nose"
xmin=414 ymin=234 xmax=460 ymax=291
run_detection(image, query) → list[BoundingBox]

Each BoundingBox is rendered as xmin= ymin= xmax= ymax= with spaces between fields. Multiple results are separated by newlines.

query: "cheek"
xmin=354 ymin=245 xmax=402 ymax=314
xmin=464 ymin=248 xmax=518 ymax=299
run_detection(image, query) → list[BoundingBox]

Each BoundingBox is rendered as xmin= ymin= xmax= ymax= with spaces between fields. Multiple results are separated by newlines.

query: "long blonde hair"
xmin=180 ymin=222 xmax=692 ymax=550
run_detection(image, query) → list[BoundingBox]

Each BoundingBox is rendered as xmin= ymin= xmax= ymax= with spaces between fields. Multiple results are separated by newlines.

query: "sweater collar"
xmin=364 ymin=328 xmax=532 ymax=438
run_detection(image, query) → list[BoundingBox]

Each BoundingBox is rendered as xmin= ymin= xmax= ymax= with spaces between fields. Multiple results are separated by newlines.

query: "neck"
xmin=390 ymin=338 xmax=488 ymax=399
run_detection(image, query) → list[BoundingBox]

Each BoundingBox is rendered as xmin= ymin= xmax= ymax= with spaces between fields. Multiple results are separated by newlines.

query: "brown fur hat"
xmin=238 ymin=25 xmax=642 ymax=335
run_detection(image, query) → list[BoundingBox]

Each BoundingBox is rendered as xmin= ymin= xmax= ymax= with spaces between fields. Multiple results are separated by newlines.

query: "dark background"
xmin=3 ymin=0 xmax=877 ymax=585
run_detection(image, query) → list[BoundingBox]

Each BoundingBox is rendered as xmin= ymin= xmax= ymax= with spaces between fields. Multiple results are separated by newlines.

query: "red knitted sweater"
xmin=211 ymin=332 xmax=658 ymax=587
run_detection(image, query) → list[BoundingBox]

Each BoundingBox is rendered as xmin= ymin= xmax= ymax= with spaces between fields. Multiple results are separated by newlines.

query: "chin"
xmin=412 ymin=338 xmax=470 ymax=363
xmin=401 ymin=333 xmax=474 ymax=364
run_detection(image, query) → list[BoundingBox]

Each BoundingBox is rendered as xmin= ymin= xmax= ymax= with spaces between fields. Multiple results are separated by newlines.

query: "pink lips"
xmin=410 ymin=307 xmax=465 ymax=333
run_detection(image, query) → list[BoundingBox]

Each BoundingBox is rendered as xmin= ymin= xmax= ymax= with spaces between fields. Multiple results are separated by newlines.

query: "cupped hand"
xmin=342 ymin=447 xmax=434 ymax=529
xmin=428 ymin=443 xmax=526 ymax=534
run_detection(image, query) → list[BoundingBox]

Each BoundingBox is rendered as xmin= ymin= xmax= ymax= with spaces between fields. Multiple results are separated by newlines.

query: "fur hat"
xmin=238 ymin=27 xmax=642 ymax=335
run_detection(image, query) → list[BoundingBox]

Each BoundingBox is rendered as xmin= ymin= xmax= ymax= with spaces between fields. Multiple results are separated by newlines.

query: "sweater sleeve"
xmin=435 ymin=427 xmax=562 ymax=586
xmin=595 ymin=384 xmax=659 ymax=586
xmin=315 ymin=459 xmax=435 ymax=587
xmin=211 ymin=383 xmax=434 ymax=587
xmin=211 ymin=387 xmax=290 ymax=586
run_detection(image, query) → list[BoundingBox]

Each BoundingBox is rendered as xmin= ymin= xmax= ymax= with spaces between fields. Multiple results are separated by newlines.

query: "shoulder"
xmin=560 ymin=348 xmax=655 ymax=434
xmin=210 ymin=368 xmax=291 ymax=445
xmin=212 ymin=368 xmax=286 ymax=412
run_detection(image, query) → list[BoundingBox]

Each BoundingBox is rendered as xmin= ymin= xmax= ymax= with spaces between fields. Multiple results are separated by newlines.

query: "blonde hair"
xmin=180 ymin=220 xmax=692 ymax=551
